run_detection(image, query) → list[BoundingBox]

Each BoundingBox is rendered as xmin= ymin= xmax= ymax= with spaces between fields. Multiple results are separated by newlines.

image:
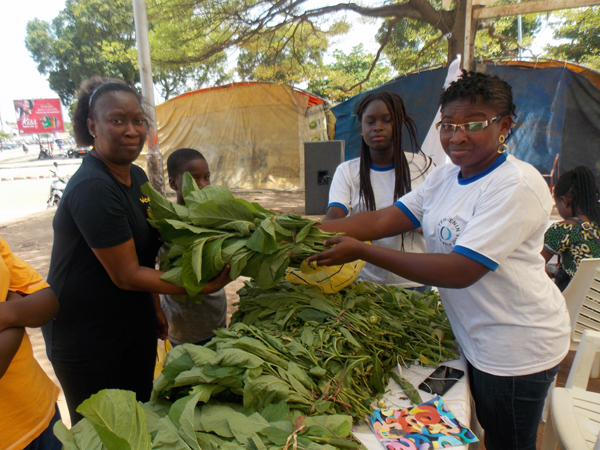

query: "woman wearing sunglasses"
xmin=310 ymin=71 xmax=570 ymax=450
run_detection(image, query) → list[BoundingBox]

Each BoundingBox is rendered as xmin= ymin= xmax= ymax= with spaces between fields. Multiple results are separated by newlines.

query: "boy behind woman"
xmin=161 ymin=148 xmax=228 ymax=346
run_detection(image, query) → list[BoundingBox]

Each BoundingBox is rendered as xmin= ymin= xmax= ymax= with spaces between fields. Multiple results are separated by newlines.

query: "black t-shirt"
xmin=44 ymin=155 xmax=162 ymax=367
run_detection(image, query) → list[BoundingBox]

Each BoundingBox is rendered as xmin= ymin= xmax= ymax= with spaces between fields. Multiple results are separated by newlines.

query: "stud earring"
xmin=498 ymin=134 xmax=508 ymax=154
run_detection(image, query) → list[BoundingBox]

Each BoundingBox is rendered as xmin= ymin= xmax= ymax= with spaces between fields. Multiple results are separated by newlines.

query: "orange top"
xmin=0 ymin=237 xmax=59 ymax=450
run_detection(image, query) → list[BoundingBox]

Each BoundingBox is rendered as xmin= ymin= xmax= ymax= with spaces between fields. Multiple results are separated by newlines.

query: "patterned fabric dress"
xmin=544 ymin=220 xmax=600 ymax=276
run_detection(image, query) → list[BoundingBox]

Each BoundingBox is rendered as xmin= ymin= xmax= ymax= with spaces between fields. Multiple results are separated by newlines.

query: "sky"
xmin=0 ymin=0 xmax=556 ymax=133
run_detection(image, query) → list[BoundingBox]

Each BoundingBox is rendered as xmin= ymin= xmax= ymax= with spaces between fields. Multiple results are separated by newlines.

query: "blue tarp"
xmin=332 ymin=64 xmax=600 ymax=181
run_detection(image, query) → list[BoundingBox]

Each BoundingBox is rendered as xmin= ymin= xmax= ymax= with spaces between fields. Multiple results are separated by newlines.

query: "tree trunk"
xmin=447 ymin=0 xmax=477 ymax=70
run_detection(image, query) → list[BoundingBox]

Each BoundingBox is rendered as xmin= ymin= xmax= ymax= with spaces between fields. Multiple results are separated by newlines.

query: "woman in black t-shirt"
xmin=43 ymin=77 xmax=231 ymax=425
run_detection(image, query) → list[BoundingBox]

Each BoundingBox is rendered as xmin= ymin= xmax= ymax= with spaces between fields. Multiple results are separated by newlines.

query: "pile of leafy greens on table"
xmin=54 ymin=282 xmax=457 ymax=449
xmin=231 ymin=281 xmax=457 ymax=405
xmin=54 ymin=389 xmax=360 ymax=450
xmin=140 ymin=174 xmax=340 ymax=298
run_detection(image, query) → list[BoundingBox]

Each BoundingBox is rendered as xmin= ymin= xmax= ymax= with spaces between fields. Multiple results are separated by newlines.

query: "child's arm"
xmin=152 ymin=293 xmax=168 ymax=340
xmin=0 ymin=288 xmax=59 ymax=332
xmin=0 ymin=327 xmax=25 ymax=379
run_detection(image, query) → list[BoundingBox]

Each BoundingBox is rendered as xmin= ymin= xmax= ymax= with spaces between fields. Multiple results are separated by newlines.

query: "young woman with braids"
xmin=310 ymin=71 xmax=570 ymax=450
xmin=324 ymin=92 xmax=432 ymax=289
xmin=42 ymin=77 xmax=231 ymax=424
xmin=542 ymin=166 xmax=600 ymax=290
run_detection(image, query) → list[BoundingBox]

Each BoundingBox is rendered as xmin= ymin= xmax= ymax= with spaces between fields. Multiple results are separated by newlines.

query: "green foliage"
xmin=25 ymin=0 xmax=231 ymax=106
xmin=0 ymin=131 xmax=11 ymax=139
xmin=151 ymin=276 xmax=455 ymax=420
xmin=546 ymin=7 xmax=600 ymax=70
xmin=232 ymin=280 xmax=457 ymax=401
xmin=378 ymin=17 xmax=447 ymax=76
xmin=237 ymin=20 xmax=349 ymax=85
xmin=148 ymin=0 xmax=232 ymax=100
xmin=25 ymin=0 xmax=139 ymax=105
xmin=64 ymin=122 xmax=74 ymax=137
xmin=307 ymin=44 xmax=392 ymax=102
xmin=142 ymin=174 xmax=340 ymax=295
xmin=52 ymin=280 xmax=458 ymax=448
xmin=473 ymin=13 xmax=540 ymax=62
xmin=379 ymin=5 xmax=541 ymax=76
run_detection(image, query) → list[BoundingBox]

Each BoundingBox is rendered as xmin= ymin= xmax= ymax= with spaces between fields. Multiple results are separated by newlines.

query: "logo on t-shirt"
xmin=139 ymin=195 xmax=150 ymax=204
xmin=437 ymin=217 xmax=461 ymax=247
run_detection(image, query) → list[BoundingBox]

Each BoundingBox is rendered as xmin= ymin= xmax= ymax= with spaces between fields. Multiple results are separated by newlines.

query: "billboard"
xmin=13 ymin=98 xmax=65 ymax=135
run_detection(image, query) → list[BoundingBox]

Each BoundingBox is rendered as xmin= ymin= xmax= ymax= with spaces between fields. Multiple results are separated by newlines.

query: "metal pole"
xmin=132 ymin=0 xmax=165 ymax=195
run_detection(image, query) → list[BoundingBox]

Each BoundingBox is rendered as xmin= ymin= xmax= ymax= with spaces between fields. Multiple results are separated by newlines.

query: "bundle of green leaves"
xmin=52 ymin=283 xmax=457 ymax=448
xmin=151 ymin=323 xmax=374 ymax=421
xmin=231 ymin=281 xmax=458 ymax=404
xmin=141 ymin=174 xmax=340 ymax=298
xmin=54 ymin=389 xmax=362 ymax=450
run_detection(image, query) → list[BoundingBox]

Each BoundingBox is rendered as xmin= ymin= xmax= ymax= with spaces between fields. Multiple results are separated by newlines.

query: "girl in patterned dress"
xmin=543 ymin=166 xmax=600 ymax=290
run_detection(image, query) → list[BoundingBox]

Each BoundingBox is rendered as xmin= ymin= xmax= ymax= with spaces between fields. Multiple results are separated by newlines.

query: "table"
xmin=353 ymin=355 xmax=482 ymax=450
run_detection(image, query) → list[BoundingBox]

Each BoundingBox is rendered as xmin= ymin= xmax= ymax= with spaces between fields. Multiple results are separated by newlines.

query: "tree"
xmin=64 ymin=122 xmax=75 ymax=137
xmin=25 ymin=0 xmax=139 ymax=106
xmin=145 ymin=0 xmax=541 ymax=88
xmin=377 ymin=6 xmax=540 ymax=76
xmin=147 ymin=0 xmax=232 ymax=99
xmin=308 ymin=44 xmax=392 ymax=102
xmin=235 ymin=20 xmax=349 ymax=84
xmin=545 ymin=7 xmax=600 ymax=71
xmin=25 ymin=0 xmax=230 ymax=107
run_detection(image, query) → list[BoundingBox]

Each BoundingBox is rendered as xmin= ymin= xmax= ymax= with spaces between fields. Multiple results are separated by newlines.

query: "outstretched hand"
xmin=307 ymin=236 xmax=367 ymax=267
xmin=203 ymin=264 xmax=233 ymax=294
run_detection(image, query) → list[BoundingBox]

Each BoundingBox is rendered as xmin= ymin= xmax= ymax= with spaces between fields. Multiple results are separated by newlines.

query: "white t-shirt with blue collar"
xmin=328 ymin=152 xmax=432 ymax=288
xmin=397 ymin=153 xmax=570 ymax=376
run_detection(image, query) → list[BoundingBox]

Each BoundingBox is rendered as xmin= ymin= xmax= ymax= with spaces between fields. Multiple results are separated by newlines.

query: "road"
xmin=0 ymin=145 xmax=83 ymax=223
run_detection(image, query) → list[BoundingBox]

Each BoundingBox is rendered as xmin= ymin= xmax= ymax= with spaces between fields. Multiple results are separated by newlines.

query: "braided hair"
xmin=440 ymin=70 xmax=516 ymax=120
xmin=355 ymin=91 xmax=427 ymax=211
xmin=554 ymin=166 xmax=600 ymax=224
xmin=72 ymin=76 xmax=145 ymax=147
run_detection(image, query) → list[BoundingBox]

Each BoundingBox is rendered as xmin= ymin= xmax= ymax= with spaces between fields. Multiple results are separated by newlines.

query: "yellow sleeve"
xmin=0 ymin=238 xmax=49 ymax=298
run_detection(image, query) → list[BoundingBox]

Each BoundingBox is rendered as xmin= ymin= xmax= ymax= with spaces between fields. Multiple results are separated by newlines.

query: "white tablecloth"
xmin=353 ymin=355 xmax=482 ymax=449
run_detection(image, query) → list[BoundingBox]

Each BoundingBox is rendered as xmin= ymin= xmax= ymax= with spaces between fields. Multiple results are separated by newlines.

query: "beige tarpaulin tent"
xmin=137 ymin=82 xmax=328 ymax=190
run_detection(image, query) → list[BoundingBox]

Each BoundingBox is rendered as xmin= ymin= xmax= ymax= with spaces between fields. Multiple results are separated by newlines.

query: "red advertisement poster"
xmin=13 ymin=98 xmax=65 ymax=135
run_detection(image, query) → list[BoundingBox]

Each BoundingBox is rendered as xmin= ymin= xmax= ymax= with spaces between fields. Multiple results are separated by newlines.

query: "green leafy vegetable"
xmin=141 ymin=175 xmax=340 ymax=298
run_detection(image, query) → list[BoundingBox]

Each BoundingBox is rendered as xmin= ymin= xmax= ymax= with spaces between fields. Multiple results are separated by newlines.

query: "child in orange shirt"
xmin=0 ymin=237 xmax=61 ymax=450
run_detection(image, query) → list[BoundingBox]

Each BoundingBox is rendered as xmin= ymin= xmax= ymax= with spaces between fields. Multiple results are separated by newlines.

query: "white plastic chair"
xmin=541 ymin=329 xmax=600 ymax=449
xmin=542 ymin=258 xmax=600 ymax=423
xmin=563 ymin=257 xmax=600 ymax=376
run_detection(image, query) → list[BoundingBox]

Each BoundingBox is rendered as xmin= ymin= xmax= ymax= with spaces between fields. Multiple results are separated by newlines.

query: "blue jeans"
xmin=23 ymin=404 xmax=62 ymax=450
xmin=468 ymin=362 xmax=559 ymax=450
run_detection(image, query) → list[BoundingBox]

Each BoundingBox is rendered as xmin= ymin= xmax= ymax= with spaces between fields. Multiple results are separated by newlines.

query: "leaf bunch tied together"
xmin=141 ymin=173 xmax=340 ymax=299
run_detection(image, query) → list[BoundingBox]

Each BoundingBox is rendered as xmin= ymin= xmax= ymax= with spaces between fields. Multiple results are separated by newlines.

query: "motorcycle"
xmin=61 ymin=147 xmax=75 ymax=158
xmin=23 ymin=144 xmax=28 ymax=154
xmin=38 ymin=148 xmax=53 ymax=159
xmin=47 ymin=162 xmax=70 ymax=208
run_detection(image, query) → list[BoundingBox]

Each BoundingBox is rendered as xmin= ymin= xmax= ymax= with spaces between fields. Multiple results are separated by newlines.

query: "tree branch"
xmin=342 ymin=17 xmax=400 ymax=93
xmin=152 ymin=0 xmax=457 ymax=66
xmin=483 ymin=22 xmax=520 ymax=57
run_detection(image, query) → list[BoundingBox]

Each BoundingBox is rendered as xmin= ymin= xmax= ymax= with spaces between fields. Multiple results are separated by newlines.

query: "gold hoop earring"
xmin=498 ymin=135 xmax=507 ymax=154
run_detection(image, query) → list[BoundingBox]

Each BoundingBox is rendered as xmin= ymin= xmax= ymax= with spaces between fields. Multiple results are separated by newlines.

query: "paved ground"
xmin=0 ymin=149 xmax=83 ymax=222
